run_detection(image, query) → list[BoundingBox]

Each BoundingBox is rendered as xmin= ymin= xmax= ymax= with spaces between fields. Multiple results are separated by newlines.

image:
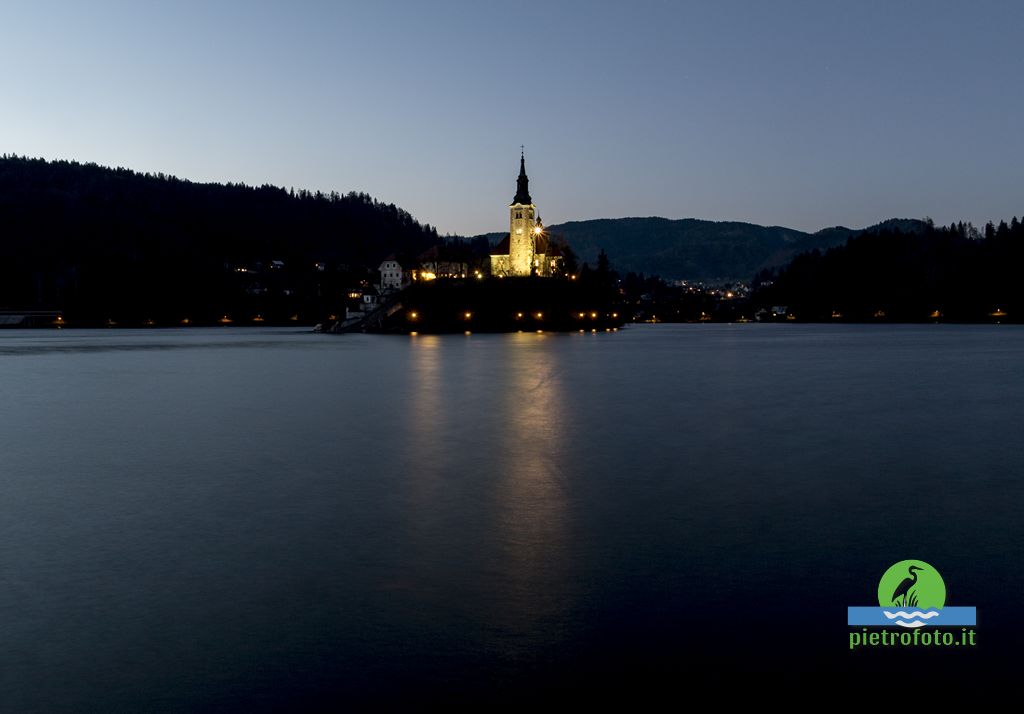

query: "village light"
xmin=408 ymin=311 xmax=418 ymax=320
xmin=464 ymin=311 xmax=472 ymax=319
xmin=515 ymin=312 xmax=523 ymax=319
xmin=590 ymin=311 xmax=598 ymax=319
xmin=534 ymin=312 xmax=543 ymax=319
xmin=534 ymin=226 xmax=542 ymax=234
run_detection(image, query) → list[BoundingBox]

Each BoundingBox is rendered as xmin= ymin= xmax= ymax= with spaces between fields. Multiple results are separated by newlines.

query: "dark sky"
xmin=3 ymin=0 xmax=1022 ymax=234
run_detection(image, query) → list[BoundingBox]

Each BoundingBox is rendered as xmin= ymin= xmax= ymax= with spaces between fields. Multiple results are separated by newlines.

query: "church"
xmin=489 ymin=152 xmax=562 ymax=277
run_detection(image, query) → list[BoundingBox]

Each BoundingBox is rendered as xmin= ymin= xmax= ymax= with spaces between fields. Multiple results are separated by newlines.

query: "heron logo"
xmin=848 ymin=560 xmax=977 ymax=650
xmin=876 ymin=559 xmax=947 ymax=627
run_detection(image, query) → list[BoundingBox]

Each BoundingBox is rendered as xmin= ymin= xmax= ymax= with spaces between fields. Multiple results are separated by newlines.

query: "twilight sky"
xmin=2 ymin=0 xmax=1022 ymax=235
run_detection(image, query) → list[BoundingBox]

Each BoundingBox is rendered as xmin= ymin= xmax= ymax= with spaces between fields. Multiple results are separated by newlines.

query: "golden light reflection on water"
xmin=402 ymin=333 xmax=575 ymax=635
xmin=493 ymin=334 xmax=573 ymax=631
xmin=406 ymin=335 xmax=445 ymax=512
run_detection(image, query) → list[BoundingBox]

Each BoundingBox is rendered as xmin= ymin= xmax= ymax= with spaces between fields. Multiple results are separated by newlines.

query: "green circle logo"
xmin=877 ymin=560 xmax=946 ymax=610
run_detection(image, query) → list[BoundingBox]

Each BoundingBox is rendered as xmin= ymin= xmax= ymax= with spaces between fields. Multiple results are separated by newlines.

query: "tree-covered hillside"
xmin=0 ymin=156 xmax=438 ymax=322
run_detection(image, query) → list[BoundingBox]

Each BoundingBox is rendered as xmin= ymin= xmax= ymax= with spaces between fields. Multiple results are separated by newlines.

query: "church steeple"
xmin=513 ymin=148 xmax=531 ymax=205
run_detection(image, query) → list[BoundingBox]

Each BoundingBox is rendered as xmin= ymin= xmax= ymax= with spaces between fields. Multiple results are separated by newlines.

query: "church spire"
xmin=513 ymin=147 xmax=532 ymax=205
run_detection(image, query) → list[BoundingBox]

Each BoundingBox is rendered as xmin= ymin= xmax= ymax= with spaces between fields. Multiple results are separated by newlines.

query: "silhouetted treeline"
xmin=0 ymin=155 xmax=438 ymax=323
xmin=752 ymin=219 xmax=1023 ymax=321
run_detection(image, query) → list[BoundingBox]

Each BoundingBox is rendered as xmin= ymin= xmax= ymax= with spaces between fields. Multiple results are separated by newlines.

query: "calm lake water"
xmin=1 ymin=325 xmax=1021 ymax=708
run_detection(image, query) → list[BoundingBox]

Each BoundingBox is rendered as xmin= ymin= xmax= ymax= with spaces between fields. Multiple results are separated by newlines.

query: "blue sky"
xmin=2 ymin=0 xmax=1022 ymax=235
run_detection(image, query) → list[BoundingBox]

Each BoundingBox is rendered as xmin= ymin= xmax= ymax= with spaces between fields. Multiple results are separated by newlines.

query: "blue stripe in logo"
xmin=847 ymin=607 xmax=976 ymax=627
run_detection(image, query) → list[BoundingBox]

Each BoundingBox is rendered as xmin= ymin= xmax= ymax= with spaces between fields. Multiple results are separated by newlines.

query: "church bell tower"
xmin=509 ymin=149 xmax=537 ymax=276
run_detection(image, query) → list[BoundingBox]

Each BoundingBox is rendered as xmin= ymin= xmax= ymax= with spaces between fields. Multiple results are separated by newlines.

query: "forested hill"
xmin=472 ymin=217 xmax=929 ymax=282
xmin=0 ymin=155 xmax=437 ymax=320
xmin=752 ymin=219 xmax=1023 ymax=322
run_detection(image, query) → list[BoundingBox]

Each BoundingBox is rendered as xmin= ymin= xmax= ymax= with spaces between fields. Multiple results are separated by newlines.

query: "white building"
xmin=379 ymin=256 xmax=406 ymax=290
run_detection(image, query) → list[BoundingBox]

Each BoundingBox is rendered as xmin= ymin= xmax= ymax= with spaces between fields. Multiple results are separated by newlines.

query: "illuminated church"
xmin=489 ymin=151 xmax=561 ymax=277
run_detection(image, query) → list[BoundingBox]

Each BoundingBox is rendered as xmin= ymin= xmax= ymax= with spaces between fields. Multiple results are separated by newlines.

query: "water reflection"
xmin=492 ymin=334 xmax=573 ymax=639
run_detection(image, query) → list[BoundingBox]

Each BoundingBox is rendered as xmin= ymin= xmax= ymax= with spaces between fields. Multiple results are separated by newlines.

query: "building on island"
xmin=409 ymin=244 xmax=469 ymax=281
xmin=489 ymin=151 xmax=562 ymax=277
xmin=378 ymin=256 xmax=406 ymax=291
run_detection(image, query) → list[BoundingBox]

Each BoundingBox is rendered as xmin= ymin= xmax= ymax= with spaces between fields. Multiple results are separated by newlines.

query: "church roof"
xmin=489 ymin=233 xmax=557 ymax=256
xmin=512 ymin=151 xmax=531 ymax=205
xmin=489 ymin=234 xmax=511 ymax=256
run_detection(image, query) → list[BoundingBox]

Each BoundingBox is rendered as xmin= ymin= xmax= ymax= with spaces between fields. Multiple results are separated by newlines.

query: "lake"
xmin=1 ymin=325 xmax=1021 ymax=709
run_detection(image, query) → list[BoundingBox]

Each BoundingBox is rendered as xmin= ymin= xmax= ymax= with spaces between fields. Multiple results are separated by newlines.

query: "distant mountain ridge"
xmin=471 ymin=217 xmax=929 ymax=282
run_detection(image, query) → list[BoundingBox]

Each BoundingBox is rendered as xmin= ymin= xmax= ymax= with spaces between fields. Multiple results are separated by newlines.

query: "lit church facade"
xmin=489 ymin=152 xmax=561 ymax=277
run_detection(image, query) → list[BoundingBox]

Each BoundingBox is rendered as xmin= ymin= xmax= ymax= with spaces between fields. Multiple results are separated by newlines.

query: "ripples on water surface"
xmin=1 ymin=325 xmax=1021 ymax=708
